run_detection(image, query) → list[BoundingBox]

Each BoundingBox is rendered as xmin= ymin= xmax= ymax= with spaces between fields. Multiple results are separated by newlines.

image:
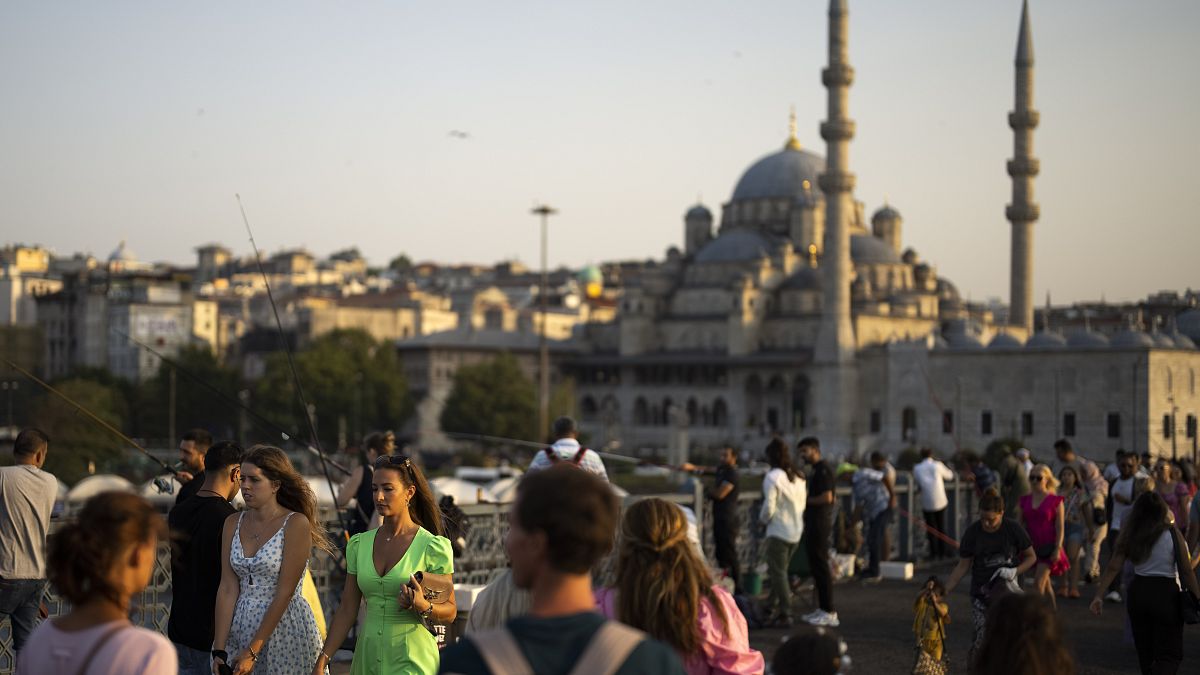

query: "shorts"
xmin=1065 ymin=522 xmax=1084 ymax=548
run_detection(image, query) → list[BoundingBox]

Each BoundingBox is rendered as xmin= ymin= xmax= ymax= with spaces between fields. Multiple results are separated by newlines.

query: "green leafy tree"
xmin=254 ymin=329 xmax=412 ymax=449
xmin=135 ymin=345 xmax=243 ymax=441
xmin=29 ymin=378 xmax=130 ymax=484
xmin=440 ymin=353 xmax=536 ymax=442
xmin=388 ymin=254 xmax=413 ymax=277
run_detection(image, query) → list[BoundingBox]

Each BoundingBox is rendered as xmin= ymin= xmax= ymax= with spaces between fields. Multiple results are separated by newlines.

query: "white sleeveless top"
xmin=1133 ymin=530 xmax=1179 ymax=584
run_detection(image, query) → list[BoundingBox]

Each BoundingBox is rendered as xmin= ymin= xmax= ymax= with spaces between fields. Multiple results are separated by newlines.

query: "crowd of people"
xmin=4 ymin=418 xmax=1200 ymax=674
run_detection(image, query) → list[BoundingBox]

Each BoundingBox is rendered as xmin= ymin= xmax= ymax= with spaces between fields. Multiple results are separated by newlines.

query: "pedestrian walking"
xmin=946 ymin=488 xmax=1037 ymax=664
xmin=1091 ymin=491 xmax=1200 ymax=675
xmin=998 ymin=448 xmax=1031 ymax=522
xmin=971 ymin=594 xmax=1074 ymax=675
xmin=18 ymin=492 xmax=175 ymax=674
xmin=1056 ymin=465 xmax=1093 ymax=599
xmin=167 ymin=440 xmax=244 ymax=674
xmin=797 ymin=437 xmax=838 ymax=628
xmin=1154 ymin=460 xmax=1191 ymax=531
xmin=1105 ymin=453 xmax=1138 ymax=603
xmin=212 ymin=445 xmax=331 ymax=675
xmin=1053 ymin=439 xmax=1108 ymax=581
xmin=760 ymin=438 xmax=807 ymax=627
xmin=1020 ymin=464 xmax=1069 ymax=609
xmin=913 ymin=448 xmax=956 ymax=560
xmin=851 ymin=452 xmax=894 ymax=583
xmin=0 ymin=428 xmax=57 ymax=659
xmin=316 ymin=454 xmax=455 ymax=675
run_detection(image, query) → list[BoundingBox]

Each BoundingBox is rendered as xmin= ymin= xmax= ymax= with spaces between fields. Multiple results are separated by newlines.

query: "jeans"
xmin=764 ymin=536 xmax=798 ymax=618
xmin=0 ymin=577 xmax=47 ymax=653
xmin=865 ymin=509 xmax=894 ymax=576
xmin=805 ymin=510 xmax=835 ymax=612
xmin=1127 ymin=576 xmax=1184 ymax=675
xmin=176 ymin=642 xmax=213 ymax=675
xmin=713 ymin=518 xmax=740 ymax=593
xmin=923 ymin=508 xmax=949 ymax=559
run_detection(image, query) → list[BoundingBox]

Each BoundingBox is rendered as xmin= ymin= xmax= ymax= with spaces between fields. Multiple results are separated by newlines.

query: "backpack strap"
xmin=72 ymin=622 xmax=129 ymax=675
xmin=544 ymin=447 xmax=559 ymax=463
xmin=569 ymin=621 xmax=646 ymax=675
xmin=469 ymin=627 xmax=534 ymax=675
xmin=572 ymin=447 xmax=589 ymax=465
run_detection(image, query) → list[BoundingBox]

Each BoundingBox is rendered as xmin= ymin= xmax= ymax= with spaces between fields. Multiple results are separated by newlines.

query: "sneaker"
xmin=808 ymin=610 xmax=840 ymax=627
xmin=1105 ymin=591 xmax=1122 ymax=603
xmin=861 ymin=575 xmax=883 ymax=584
xmin=800 ymin=608 xmax=823 ymax=622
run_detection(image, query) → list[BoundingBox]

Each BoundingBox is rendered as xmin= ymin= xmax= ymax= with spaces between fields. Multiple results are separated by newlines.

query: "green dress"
xmin=347 ymin=527 xmax=454 ymax=675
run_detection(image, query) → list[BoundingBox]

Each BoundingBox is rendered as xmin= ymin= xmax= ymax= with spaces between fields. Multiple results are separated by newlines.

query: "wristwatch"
xmin=418 ymin=603 xmax=434 ymax=622
xmin=211 ymin=649 xmax=229 ymax=662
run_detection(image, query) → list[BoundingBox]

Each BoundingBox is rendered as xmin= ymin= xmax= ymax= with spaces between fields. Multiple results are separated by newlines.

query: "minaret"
xmin=815 ymin=0 xmax=856 ymax=365
xmin=1007 ymin=0 xmax=1039 ymax=332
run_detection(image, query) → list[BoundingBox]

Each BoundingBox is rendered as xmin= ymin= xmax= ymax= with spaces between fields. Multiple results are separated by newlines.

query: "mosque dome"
xmin=780 ymin=267 xmax=821 ymax=291
xmin=1150 ymin=331 xmax=1177 ymax=348
xmin=988 ymin=332 xmax=1025 ymax=350
xmin=731 ymin=146 xmax=825 ymax=202
xmin=685 ymin=204 xmax=712 ymax=220
xmin=1026 ymin=331 xmax=1067 ymax=350
xmin=850 ymin=234 xmax=902 ymax=264
xmin=945 ymin=327 xmax=985 ymax=350
xmin=1169 ymin=332 xmax=1197 ymax=349
xmin=936 ymin=279 xmax=961 ymax=303
xmin=1065 ymin=329 xmax=1110 ymax=349
xmin=694 ymin=228 xmax=776 ymax=264
xmin=1110 ymin=329 xmax=1154 ymax=349
xmin=872 ymin=205 xmax=902 ymax=222
xmin=1177 ymin=310 xmax=1200 ymax=342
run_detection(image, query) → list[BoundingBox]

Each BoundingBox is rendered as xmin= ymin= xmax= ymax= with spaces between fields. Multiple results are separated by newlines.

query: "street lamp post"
xmin=531 ymin=204 xmax=557 ymax=441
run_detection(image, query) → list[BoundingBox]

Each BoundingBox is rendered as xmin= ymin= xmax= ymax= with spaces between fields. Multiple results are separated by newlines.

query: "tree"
xmin=440 ymin=353 xmax=536 ymax=443
xmin=254 ymin=329 xmax=412 ymax=450
xmin=388 ymin=254 xmax=413 ymax=277
xmin=135 ymin=345 xmax=242 ymax=441
xmin=29 ymin=378 xmax=130 ymax=484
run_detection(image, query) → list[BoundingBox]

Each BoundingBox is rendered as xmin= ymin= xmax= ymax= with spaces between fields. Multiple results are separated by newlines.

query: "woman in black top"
xmin=336 ymin=431 xmax=391 ymax=534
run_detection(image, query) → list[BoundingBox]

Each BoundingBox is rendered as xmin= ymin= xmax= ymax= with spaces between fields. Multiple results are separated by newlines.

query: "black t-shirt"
xmin=712 ymin=464 xmax=739 ymax=525
xmin=804 ymin=460 xmax=835 ymax=526
xmin=959 ymin=519 xmax=1032 ymax=598
xmin=438 ymin=612 xmax=686 ymax=675
xmin=176 ymin=471 xmax=204 ymax=504
xmin=167 ymin=493 xmax=236 ymax=650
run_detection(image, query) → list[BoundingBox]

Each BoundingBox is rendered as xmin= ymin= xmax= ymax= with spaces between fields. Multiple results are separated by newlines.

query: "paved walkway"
xmin=331 ymin=561 xmax=1200 ymax=673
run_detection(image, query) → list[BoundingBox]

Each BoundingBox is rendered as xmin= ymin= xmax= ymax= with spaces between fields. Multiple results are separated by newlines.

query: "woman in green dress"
xmin=313 ymin=455 xmax=456 ymax=675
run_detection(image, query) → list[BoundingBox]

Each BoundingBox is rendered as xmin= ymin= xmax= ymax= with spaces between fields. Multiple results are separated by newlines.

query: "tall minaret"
xmin=815 ymin=0 xmax=856 ymax=365
xmin=1007 ymin=0 xmax=1039 ymax=332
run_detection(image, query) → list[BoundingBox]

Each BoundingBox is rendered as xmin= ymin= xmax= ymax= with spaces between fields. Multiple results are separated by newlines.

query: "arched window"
xmin=713 ymin=398 xmax=729 ymax=428
xmin=580 ymin=396 xmax=598 ymax=422
xmin=792 ymin=376 xmax=811 ymax=431
xmin=686 ymin=398 xmax=698 ymax=425
xmin=744 ymin=375 xmax=763 ymax=428
xmin=634 ymin=398 xmax=649 ymax=426
xmin=902 ymin=407 xmax=918 ymax=442
xmin=662 ymin=397 xmax=674 ymax=426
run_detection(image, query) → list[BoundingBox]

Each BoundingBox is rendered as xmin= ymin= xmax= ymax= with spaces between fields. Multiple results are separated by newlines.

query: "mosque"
xmin=571 ymin=0 xmax=1200 ymax=463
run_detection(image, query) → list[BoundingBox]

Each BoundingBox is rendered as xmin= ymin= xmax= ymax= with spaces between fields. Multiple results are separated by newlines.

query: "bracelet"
xmin=211 ymin=649 xmax=229 ymax=662
xmin=248 ymin=646 xmax=260 ymax=662
xmin=319 ymin=650 xmax=332 ymax=662
xmin=418 ymin=603 xmax=434 ymax=621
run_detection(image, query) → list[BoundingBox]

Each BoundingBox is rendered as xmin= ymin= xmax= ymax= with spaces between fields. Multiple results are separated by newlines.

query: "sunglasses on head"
xmin=374 ymin=454 xmax=415 ymax=473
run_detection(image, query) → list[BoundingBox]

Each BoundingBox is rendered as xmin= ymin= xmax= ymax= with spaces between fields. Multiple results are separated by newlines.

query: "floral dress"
xmin=227 ymin=512 xmax=327 ymax=674
xmin=347 ymin=527 xmax=453 ymax=675
xmin=1019 ymin=494 xmax=1070 ymax=576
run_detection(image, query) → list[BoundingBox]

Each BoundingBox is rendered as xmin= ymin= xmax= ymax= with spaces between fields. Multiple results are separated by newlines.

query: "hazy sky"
xmin=2 ymin=1 xmax=1197 ymax=303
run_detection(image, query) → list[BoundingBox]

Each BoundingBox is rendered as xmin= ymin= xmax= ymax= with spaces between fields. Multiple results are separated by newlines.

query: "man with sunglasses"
xmin=167 ymin=441 xmax=244 ymax=674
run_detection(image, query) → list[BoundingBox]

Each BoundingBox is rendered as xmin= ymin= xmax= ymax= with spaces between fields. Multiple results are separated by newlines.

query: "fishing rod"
xmin=6 ymin=360 xmax=182 ymax=483
xmin=111 ymin=328 xmax=351 ymax=476
xmin=237 ymin=195 xmax=353 ymax=550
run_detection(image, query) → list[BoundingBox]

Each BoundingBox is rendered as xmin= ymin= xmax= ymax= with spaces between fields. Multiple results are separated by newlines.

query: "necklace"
xmin=196 ymin=489 xmax=226 ymax=499
xmin=247 ymin=509 xmax=287 ymax=540
xmin=382 ymin=523 xmax=417 ymax=543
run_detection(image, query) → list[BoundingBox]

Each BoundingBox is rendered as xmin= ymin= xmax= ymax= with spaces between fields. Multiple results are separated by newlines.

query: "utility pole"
xmin=168 ymin=368 xmax=177 ymax=446
xmin=531 ymin=204 xmax=557 ymax=441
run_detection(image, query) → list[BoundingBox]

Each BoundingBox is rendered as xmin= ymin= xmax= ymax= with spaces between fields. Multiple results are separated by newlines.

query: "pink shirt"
xmin=595 ymin=585 xmax=764 ymax=675
xmin=18 ymin=619 xmax=177 ymax=675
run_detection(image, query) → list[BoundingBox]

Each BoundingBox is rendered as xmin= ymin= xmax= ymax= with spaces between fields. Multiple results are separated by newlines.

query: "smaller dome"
xmin=851 ymin=234 xmax=902 ymax=264
xmin=936 ymin=279 xmax=961 ymax=302
xmin=872 ymin=204 xmax=902 ymax=222
xmin=779 ymin=267 xmax=821 ymax=291
xmin=1151 ymin=331 xmax=1177 ymax=348
xmin=1026 ymin=331 xmax=1067 ymax=350
xmin=988 ymin=332 xmax=1025 ymax=350
xmin=901 ymin=248 xmax=919 ymax=264
xmin=685 ymin=204 xmax=712 ymax=220
xmin=694 ymin=229 xmax=776 ymax=263
xmin=945 ymin=329 xmax=985 ymax=350
xmin=1065 ymin=329 xmax=1110 ymax=348
xmin=1169 ymin=331 xmax=1197 ymax=349
xmin=1110 ymin=329 xmax=1154 ymax=349
xmin=1177 ymin=309 xmax=1200 ymax=342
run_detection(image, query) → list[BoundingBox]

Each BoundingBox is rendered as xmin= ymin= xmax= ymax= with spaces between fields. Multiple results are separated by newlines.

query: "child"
xmin=912 ymin=576 xmax=950 ymax=675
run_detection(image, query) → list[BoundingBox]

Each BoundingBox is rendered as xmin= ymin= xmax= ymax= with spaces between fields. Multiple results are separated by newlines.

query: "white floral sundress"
xmin=227 ymin=512 xmax=327 ymax=674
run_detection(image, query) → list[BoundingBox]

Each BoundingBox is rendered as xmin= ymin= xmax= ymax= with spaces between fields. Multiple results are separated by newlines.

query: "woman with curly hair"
xmin=213 ymin=445 xmax=333 ymax=675
xmin=972 ymin=593 xmax=1074 ymax=675
xmin=595 ymin=497 xmax=763 ymax=674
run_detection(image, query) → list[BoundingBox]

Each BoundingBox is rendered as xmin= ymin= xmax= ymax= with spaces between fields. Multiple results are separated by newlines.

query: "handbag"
xmin=408 ymin=571 xmax=456 ymax=635
xmin=1169 ymin=531 xmax=1200 ymax=625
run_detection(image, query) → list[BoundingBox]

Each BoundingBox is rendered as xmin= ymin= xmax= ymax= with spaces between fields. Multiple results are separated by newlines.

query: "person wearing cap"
xmin=526 ymin=416 xmax=608 ymax=480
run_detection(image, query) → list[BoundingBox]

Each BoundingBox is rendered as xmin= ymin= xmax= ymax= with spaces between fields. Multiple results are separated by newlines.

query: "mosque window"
xmin=1021 ymin=412 xmax=1034 ymax=437
xmin=981 ymin=411 xmax=993 ymax=436
xmin=869 ymin=410 xmax=881 ymax=434
xmin=1187 ymin=415 xmax=1197 ymax=440
xmin=942 ymin=411 xmax=954 ymax=434
xmin=1163 ymin=414 xmax=1173 ymax=440
xmin=1106 ymin=413 xmax=1121 ymax=439
xmin=901 ymin=407 xmax=917 ymax=441
xmin=1063 ymin=413 xmax=1076 ymax=437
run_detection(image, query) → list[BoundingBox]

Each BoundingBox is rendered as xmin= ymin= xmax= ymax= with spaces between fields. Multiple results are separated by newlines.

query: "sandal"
xmin=1056 ymin=587 xmax=1069 ymax=598
xmin=1068 ymin=589 xmax=1081 ymax=598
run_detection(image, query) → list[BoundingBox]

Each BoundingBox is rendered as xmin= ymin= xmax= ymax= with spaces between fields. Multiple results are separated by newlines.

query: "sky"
xmin=1 ymin=0 xmax=1197 ymax=304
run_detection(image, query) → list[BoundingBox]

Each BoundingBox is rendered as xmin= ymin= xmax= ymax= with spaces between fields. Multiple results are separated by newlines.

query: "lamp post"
xmin=531 ymin=204 xmax=557 ymax=441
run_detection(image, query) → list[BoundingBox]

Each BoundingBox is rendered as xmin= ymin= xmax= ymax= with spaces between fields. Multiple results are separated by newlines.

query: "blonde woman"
xmin=1019 ymin=464 xmax=1068 ymax=609
xmin=213 ymin=445 xmax=332 ymax=675
xmin=594 ymin=498 xmax=763 ymax=674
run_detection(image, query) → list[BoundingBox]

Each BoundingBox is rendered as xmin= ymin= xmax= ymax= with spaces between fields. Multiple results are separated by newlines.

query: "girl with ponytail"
xmin=213 ymin=445 xmax=328 ymax=674
xmin=595 ymin=498 xmax=764 ymax=674
xmin=19 ymin=492 xmax=174 ymax=673
xmin=314 ymin=453 xmax=455 ymax=675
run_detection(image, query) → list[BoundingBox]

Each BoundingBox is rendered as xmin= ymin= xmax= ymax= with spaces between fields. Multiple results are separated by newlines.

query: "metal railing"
xmin=1 ymin=473 xmax=979 ymax=672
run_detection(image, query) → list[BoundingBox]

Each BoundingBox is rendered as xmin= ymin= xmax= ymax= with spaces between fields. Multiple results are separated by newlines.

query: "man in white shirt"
xmin=0 ymin=428 xmax=57 ymax=656
xmin=526 ymin=416 xmax=608 ymax=480
xmin=913 ymin=448 xmax=956 ymax=560
xmin=1104 ymin=454 xmax=1138 ymax=602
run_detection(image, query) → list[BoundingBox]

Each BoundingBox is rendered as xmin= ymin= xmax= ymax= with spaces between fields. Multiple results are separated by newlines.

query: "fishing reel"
xmin=153 ymin=476 xmax=175 ymax=495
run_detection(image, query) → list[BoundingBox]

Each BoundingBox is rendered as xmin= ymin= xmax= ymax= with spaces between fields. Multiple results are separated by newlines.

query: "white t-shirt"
xmin=760 ymin=468 xmax=807 ymax=543
xmin=913 ymin=458 xmax=956 ymax=512
xmin=19 ymin=619 xmax=176 ymax=674
xmin=1111 ymin=476 xmax=1135 ymax=530
xmin=0 ymin=464 xmax=57 ymax=579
